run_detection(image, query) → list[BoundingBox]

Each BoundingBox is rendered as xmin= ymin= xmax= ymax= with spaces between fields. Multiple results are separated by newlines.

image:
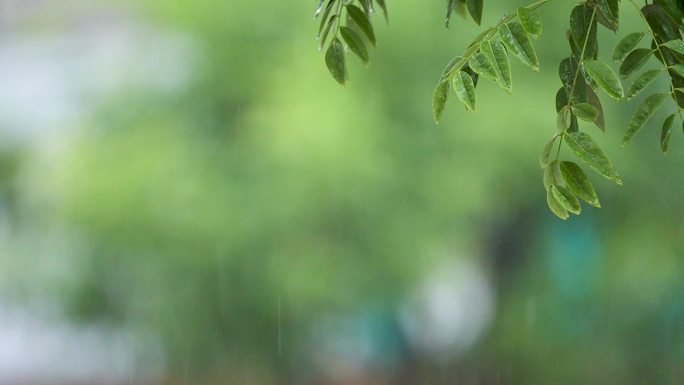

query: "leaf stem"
xmin=557 ymin=3 xmax=597 ymax=161
xmin=627 ymin=0 xmax=684 ymax=121
xmin=443 ymin=0 xmax=555 ymax=81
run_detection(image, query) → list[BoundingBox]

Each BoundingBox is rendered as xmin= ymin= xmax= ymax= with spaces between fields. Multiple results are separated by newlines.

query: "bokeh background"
xmin=0 ymin=0 xmax=683 ymax=384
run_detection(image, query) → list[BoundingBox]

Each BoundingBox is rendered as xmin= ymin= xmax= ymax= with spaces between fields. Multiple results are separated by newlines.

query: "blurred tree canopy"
xmin=0 ymin=0 xmax=682 ymax=384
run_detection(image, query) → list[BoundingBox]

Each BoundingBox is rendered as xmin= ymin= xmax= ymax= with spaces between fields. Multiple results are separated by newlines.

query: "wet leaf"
xmin=466 ymin=0 xmax=483 ymax=25
xmin=557 ymin=106 xmax=572 ymax=132
xmin=543 ymin=160 xmax=563 ymax=190
xmin=480 ymin=40 xmax=512 ymax=91
xmin=540 ymin=134 xmax=559 ymax=168
xmin=570 ymin=4 xmax=598 ymax=59
xmin=547 ymin=187 xmax=569 ymax=220
xmin=551 ymin=184 xmax=581 ymax=215
xmin=346 ymin=4 xmax=376 ymax=46
xmin=627 ymin=69 xmax=663 ymax=99
xmin=340 ymin=27 xmax=369 ymax=64
xmin=572 ymin=103 xmax=598 ymax=122
xmin=582 ymin=60 xmax=624 ymax=99
xmin=564 ymin=131 xmax=623 ymax=185
xmin=612 ymin=33 xmax=645 ymax=61
xmin=433 ymin=81 xmax=450 ymax=123
xmin=622 ymin=93 xmax=668 ymax=147
xmin=619 ymin=48 xmax=653 ymax=79
xmin=452 ymin=70 xmax=477 ymax=111
xmin=560 ymin=161 xmax=600 ymax=207
xmin=499 ymin=22 xmax=540 ymax=71
xmin=661 ymin=113 xmax=675 ymax=154
xmin=325 ymin=37 xmax=347 ymax=85
xmin=662 ymin=39 xmax=684 ymax=54
xmin=469 ymin=52 xmax=499 ymax=81
xmin=517 ymin=7 xmax=542 ymax=39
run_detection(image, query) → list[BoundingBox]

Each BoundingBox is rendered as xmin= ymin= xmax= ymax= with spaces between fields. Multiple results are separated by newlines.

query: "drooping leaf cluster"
xmin=315 ymin=0 xmax=386 ymax=85
xmin=313 ymin=0 xmax=684 ymax=219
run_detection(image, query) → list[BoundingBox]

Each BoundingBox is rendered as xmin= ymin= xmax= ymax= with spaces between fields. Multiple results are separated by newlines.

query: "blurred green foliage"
xmin=1 ymin=0 xmax=683 ymax=383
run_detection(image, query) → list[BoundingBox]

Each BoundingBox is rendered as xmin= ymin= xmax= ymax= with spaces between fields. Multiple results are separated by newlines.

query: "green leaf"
xmin=376 ymin=0 xmax=388 ymax=21
xmin=670 ymin=64 xmax=684 ymax=77
xmin=468 ymin=52 xmax=499 ymax=81
xmin=582 ymin=60 xmax=624 ymax=99
xmin=547 ymin=187 xmax=569 ymax=220
xmin=466 ymin=0 xmax=483 ymax=25
xmin=597 ymin=0 xmax=619 ymax=31
xmin=539 ymin=134 xmax=559 ymax=168
xmin=325 ymin=37 xmax=347 ymax=85
xmin=622 ymin=93 xmax=668 ymax=147
xmin=619 ymin=48 xmax=653 ymax=79
xmin=626 ymin=69 xmax=663 ymax=99
xmin=662 ymin=39 xmax=684 ymax=54
xmin=499 ymin=22 xmax=539 ymax=71
xmin=570 ymin=4 xmax=598 ymax=59
xmin=612 ymin=33 xmax=645 ymax=61
xmin=551 ymin=185 xmax=581 ymax=215
xmin=451 ymin=71 xmax=477 ymax=111
xmin=319 ymin=15 xmax=338 ymax=50
xmin=340 ymin=27 xmax=369 ymax=64
xmin=543 ymin=160 xmax=563 ymax=190
xmin=440 ymin=56 xmax=467 ymax=82
xmin=587 ymin=88 xmax=605 ymax=131
xmin=317 ymin=0 xmax=337 ymax=34
xmin=346 ymin=4 xmax=376 ymax=46
xmin=433 ymin=81 xmax=450 ymax=124
xmin=446 ymin=0 xmax=466 ymax=28
xmin=480 ymin=40 xmax=512 ymax=91
xmin=564 ymin=131 xmax=623 ymax=185
xmin=661 ymin=113 xmax=675 ymax=154
xmin=559 ymin=161 xmax=600 ymax=207
xmin=557 ymin=106 xmax=572 ymax=132
xmin=572 ymin=103 xmax=598 ymax=122
xmin=517 ymin=7 xmax=542 ymax=39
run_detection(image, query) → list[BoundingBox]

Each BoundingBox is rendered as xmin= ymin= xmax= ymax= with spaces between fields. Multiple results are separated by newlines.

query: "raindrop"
xmin=278 ymin=294 xmax=282 ymax=355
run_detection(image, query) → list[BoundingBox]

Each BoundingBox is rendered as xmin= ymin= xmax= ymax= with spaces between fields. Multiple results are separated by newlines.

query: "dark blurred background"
xmin=0 ymin=0 xmax=682 ymax=384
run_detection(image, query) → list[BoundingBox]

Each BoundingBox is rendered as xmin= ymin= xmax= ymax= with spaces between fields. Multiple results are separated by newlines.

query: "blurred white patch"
xmin=399 ymin=259 xmax=494 ymax=359
xmin=0 ymin=303 xmax=164 ymax=384
xmin=0 ymin=16 xmax=197 ymax=146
